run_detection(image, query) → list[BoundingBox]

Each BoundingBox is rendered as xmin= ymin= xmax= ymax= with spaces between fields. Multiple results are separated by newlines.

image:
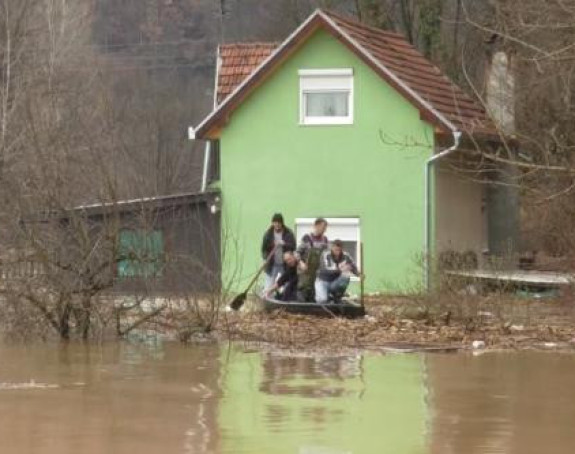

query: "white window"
xmin=299 ymin=69 xmax=354 ymax=125
xmin=295 ymin=217 xmax=361 ymax=277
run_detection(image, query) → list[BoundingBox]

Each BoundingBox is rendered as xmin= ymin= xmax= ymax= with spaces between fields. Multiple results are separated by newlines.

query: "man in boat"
xmin=295 ymin=218 xmax=329 ymax=301
xmin=261 ymin=213 xmax=296 ymax=293
xmin=315 ymin=239 xmax=359 ymax=303
xmin=264 ymin=251 xmax=305 ymax=301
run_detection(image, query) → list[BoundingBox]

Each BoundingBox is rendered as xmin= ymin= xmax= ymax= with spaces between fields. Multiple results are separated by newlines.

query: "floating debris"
xmin=472 ymin=340 xmax=486 ymax=350
xmin=0 ymin=380 xmax=59 ymax=390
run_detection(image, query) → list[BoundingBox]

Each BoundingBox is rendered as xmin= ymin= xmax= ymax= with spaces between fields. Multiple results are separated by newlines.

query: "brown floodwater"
xmin=0 ymin=342 xmax=573 ymax=454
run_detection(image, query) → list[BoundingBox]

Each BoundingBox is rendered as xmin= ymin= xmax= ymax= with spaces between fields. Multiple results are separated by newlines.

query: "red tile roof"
xmin=199 ymin=10 xmax=496 ymax=139
xmin=324 ymin=11 xmax=494 ymax=135
xmin=217 ymin=43 xmax=278 ymax=104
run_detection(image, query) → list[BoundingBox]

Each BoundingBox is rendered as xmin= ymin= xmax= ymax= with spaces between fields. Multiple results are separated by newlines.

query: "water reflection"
xmin=260 ymin=354 xmax=363 ymax=398
xmin=0 ymin=342 xmax=221 ymax=454
xmin=0 ymin=342 xmax=574 ymax=454
xmin=219 ymin=349 xmax=427 ymax=454
xmin=426 ymin=352 xmax=575 ymax=454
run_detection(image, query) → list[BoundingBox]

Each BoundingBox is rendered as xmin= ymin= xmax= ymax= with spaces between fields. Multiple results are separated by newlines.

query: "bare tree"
xmin=0 ymin=0 xmax=208 ymax=341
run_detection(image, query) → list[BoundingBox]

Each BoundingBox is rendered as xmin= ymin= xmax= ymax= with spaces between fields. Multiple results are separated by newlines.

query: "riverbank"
xmin=215 ymin=295 xmax=575 ymax=352
xmin=3 ymin=291 xmax=574 ymax=352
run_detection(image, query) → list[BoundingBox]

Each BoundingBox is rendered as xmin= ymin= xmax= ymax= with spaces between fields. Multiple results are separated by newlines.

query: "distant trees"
xmin=0 ymin=0 xmax=130 ymax=339
xmin=455 ymin=0 xmax=575 ymax=260
xmin=345 ymin=0 xmax=575 ymax=261
xmin=0 ymin=0 xmax=214 ymax=341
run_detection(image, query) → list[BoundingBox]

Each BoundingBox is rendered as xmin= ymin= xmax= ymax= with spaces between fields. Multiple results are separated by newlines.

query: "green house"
xmin=191 ymin=10 xmax=507 ymax=293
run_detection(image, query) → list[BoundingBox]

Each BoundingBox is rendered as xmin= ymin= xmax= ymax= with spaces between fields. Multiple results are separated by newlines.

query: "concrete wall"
xmin=435 ymin=162 xmax=487 ymax=261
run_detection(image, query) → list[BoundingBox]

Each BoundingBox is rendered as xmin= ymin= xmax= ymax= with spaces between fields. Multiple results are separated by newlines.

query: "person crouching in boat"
xmin=315 ymin=240 xmax=359 ymax=303
xmin=265 ymin=251 xmax=306 ymax=301
xmin=295 ymin=218 xmax=329 ymax=302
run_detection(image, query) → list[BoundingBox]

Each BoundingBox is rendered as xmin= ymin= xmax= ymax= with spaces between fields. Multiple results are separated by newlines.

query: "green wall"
xmin=219 ymin=29 xmax=435 ymax=292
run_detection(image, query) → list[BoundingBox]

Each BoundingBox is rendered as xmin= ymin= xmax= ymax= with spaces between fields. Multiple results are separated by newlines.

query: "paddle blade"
xmin=229 ymin=292 xmax=247 ymax=311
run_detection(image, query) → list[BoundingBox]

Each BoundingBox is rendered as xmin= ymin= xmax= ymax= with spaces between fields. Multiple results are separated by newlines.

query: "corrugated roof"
xmin=199 ymin=9 xmax=497 ymax=139
xmin=217 ymin=43 xmax=278 ymax=104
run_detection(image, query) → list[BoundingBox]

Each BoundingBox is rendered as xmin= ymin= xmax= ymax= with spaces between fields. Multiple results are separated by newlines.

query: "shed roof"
xmin=217 ymin=43 xmax=278 ymax=104
xmin=196 ymin=9 xmax=497 ymax=140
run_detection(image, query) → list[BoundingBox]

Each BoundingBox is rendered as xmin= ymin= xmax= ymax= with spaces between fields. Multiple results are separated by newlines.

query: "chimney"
xmin=486 ymin=51 xmax=516 ymax=135
xmin=485 ymin=50 xmax=520 ymax=265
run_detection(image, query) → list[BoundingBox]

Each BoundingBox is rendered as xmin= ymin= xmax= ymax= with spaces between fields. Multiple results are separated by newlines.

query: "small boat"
xmin=262 ymin=296 xmax=366 ymax=318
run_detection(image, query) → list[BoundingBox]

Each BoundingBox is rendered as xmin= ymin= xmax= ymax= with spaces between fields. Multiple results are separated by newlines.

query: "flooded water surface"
xmin=0 ymin=342 xmax=573 ymax=454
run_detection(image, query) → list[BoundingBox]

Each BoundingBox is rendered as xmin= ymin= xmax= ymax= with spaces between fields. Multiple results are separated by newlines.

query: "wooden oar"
xmin=229 ymin=246 xmax=277 ymax=311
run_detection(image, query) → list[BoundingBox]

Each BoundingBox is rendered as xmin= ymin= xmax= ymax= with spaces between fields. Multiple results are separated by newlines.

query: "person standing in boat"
xmin=296 ymin=218 xmax=329 ymax=301
xmin=261 ymin=213 xmax=296 ymax=293
xmin=315 ymin=239 xmax=359 ymax=303
xmin=264 ymin=251 xmax=305 ymax=301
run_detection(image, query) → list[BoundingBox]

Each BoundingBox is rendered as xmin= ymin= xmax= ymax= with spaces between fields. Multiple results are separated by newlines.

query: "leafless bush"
xmin=0 ymin=293 xmax=54 ymax=342
xmin=0 ymin=0 xmax=210 ymax=341
xmin=141 ymin=225 xmax=242 ymax=343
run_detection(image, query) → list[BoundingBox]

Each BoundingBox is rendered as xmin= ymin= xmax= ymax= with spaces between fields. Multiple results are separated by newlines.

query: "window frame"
xmin=299 ymin=69 xmax=354 ymax=126
xmin=295 ymin=217 xmax=361 ymax=280
xmin=117 ymin=229 xmax=165 ymax=279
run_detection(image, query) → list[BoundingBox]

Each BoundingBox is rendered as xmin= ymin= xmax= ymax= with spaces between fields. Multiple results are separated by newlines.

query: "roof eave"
xmin=435 ymin=127 xmax=520 ymax=148
xmin=192 ymin=10 xmax=326 ymax=140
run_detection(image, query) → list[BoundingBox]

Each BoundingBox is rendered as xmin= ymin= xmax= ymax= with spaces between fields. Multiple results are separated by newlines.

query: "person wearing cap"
xmin=315 ymin=239 xmax=359 ymax=303
xmin=295 ymin=218 xmax=329 ymax=301
xmin=261 ymin=213 xmax=296 ymax=292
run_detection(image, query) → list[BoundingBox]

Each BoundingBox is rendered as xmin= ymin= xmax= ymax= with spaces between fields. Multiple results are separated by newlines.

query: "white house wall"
xmin=435 ymin=162 xmax=487 ymax=262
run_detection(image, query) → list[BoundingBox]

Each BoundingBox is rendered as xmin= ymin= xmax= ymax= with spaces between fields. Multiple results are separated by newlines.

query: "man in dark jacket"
xmin=315 ymin=239 xmax=359 ymax=303
xmin=261 ymin=213 xmax=296 ymax=292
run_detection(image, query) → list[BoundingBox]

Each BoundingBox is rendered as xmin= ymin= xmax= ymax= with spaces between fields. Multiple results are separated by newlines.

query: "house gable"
xmin=193 ymin=9 xmax=495 ymax=141
xmin=220 ymin=28 xmax=432 ymax=146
